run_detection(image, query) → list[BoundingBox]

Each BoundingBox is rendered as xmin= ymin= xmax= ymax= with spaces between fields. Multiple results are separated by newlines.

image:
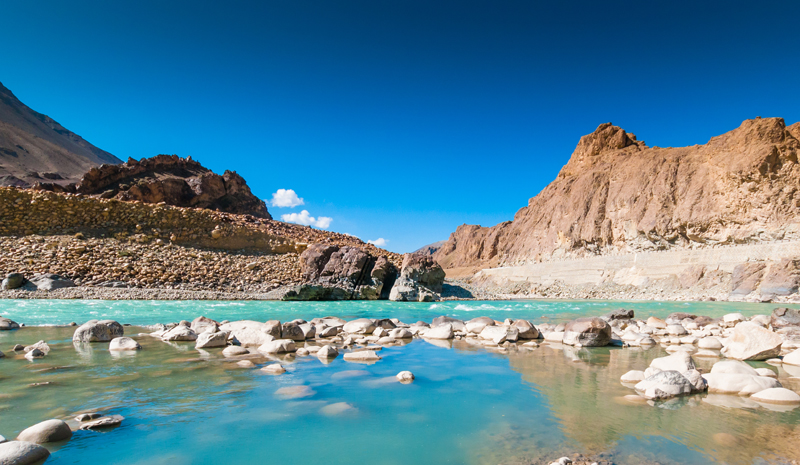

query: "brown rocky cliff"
xmin=435 ymin=117 xmax=800 ymax=270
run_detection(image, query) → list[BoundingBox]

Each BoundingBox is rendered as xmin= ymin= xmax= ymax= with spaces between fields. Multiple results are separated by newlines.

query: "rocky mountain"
xmin=0 ymin=81 xmax=122 ymax=187
xmin=35 ymin=154 xmax=272 ymax=219
xmin=414 ymin=240 xmax=447 ymax=256
xmin=435 ymin=117 xmax=800 ymax=271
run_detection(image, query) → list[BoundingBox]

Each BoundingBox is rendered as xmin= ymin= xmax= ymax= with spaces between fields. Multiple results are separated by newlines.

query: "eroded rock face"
xmin=284 ymin=244 xmax=398 ymax=301
xmin=35 ymin=155 xmax=271 ymax=219
xmin=389 ymin=253 xmax=446 ymax=302
xmin=721 ymin=321 xmax=783 ymax=360
xmin=771 ymin=307 xmax=800 ymax=329
xmin=434 ymin=118 xmax=800 ymax=282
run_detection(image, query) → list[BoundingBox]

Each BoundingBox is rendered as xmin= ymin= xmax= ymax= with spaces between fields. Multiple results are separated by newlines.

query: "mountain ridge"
xmin=0 ymin=81 xmax=121 ymax=187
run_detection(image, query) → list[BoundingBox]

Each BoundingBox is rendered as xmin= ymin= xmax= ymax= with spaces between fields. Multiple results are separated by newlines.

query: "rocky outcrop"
xmin=389 ymin=253 xmax=446 ymax=302
xmin=434 ymin=117 xmax=800 ymax=301
xmin=34 ymin=155 xmax=271 ymax=219
xmin=283 ymin=244 xmax=398 ymax=300
xmin=0 ymin=81 xmax=122 ymax=188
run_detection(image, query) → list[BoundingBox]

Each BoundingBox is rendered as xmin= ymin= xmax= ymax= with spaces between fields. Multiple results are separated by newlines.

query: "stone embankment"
xmin=0 ymin=187 xmax=400 ymax=295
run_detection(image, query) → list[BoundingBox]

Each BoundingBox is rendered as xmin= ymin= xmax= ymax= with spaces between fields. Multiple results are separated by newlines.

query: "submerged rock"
xmin=396 ymin=371 xmax=415 ymax=383
xmin=78 ymin=415 xmax=124 ymax=430
xmin=750 ymin=388 xmax=800 ymax=404
xmin=261 ymin=363 xmax=286 ymax=374
xmin=343 ymin=351 xmax=381 ymax=362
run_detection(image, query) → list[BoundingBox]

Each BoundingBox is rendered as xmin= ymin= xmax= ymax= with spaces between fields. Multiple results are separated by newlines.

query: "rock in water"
xmin=396 ymin=371 xmax=415 ymax=383
xmin=343 ymin=351 xmax=381 ymax=362
xmin=78 ymin=415 xmax=124 ymax=430
xmin=160 ymin=326 xmax=197 ymax=342
xmin=562 ymin=317 xmax=611 ymax=347
xmin=751 ymin=388 xmax=800 ymax=404
xmin=195 ymin=331 xmax=228 ymax=349
xmin=771 ymin=307 xmax=800 ymax=329
xmin=16 ymin=419 xmax=72 ymax=443
xmin=316 ymin=345 xmax=339 ymax=359
xmin=109 ymin=337 xmax=142 ymax=351
xmin=73 ymin=320 xmax=124 ymax=343
xmin=721 ymin=322 xmax=782 ymax=361
xmin=783 ymin=348 xmax=800 ymax=366
xmin=342 ymin=318 xmax=376 ymax=334
xmin=257 ymin=339 xmax=296 ymax=354
xmin=0 ymin=441 xmax=50 ymax=464
xmin=424 ymin=324 xmax=454 ymax=340
xmin=261 ymin=364 xmax=286 ymax=374
xmin=0 ymin=317 xmax=20 ymax=330
xmin=634 ymin=370 xmax=697 ymax=400
xmin=190 ymin=316 xmax=219 ymax=334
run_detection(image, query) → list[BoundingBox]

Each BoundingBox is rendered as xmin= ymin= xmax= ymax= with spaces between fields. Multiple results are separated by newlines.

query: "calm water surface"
xmin=1 ymin=299 xmax=799 ymax=464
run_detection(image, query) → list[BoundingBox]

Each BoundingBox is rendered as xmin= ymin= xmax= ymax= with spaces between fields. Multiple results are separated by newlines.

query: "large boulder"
xmin=28 ymin=273 xmax=75 ymax=291
xmin=73 ymin=320 xmax=124 ymax=343
xmin=479 ymin=325 xmax=519 ymax=344
xmin=190 ymin=316 xmax=219 ymax=334
xmin=16 ymin=419 xmax=72 ymax=443
xmin=703 ymin=372 xmax=782 ymax=395
xmin=513 ymin=319 xmax=539 ymax=339
xmin=721 ymin=321 xmax=782 ymax=361
xmin=751 ymin=388 xmax=800 ymax=404
xmin=771 ymin=308 xmax=800 ymax=329
xmin=634 ymin=370 xmax=696 ymax=400
xmin=161 ymin=326 xmax=197 ymax=342
xmin=1 ymin=273 xmax=25 ymax=290
xmin=424 ymin=324 xmax=454 ymax=340
xmin=195 ymin=331 xmax=228 ymax=349
xmin=562 ymin=317 xmax=611 ymax=347
xmin=0 ymin=317 xmax=20 ymax=331
xmin=0 ymin=441 xmax=50 ymax=464
xmin=466 ymin=317 xmax=495 ymax=334
xmin=783 ymin=348 xmax=800 ymax=366
xmin=219 ymin=320 xmax=275 ymax=347
xmin=342 ymin=318 xmax=376 ymax=334
xmin=389 ymin=253 xmax=445 ymax=302
xmin=258 ymin=339 xmax=296 ymax=354
xmin=431 ymin=316 xmax=465 ymax=332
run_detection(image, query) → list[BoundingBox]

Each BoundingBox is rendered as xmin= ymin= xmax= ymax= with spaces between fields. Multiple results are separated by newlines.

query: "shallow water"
xmin=1 ymin=299 xmax=800 ymax=464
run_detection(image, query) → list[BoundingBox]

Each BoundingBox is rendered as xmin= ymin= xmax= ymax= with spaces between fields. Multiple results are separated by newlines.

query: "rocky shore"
xmin=2 ymin=306 xmax=800 ymax=464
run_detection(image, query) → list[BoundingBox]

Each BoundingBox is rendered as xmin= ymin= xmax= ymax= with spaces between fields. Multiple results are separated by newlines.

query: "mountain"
xmin=0 ymin=81 xmax=121 ymax=187
xmin=435 ymin=117 xmax=800 ymax=271
xmin=414 ymin=240 xmax=447 ymax=256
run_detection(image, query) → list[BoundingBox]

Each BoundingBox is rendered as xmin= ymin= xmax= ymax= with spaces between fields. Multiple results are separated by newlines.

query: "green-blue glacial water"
xmin=1 ymin=299 xmax=799 ymax=464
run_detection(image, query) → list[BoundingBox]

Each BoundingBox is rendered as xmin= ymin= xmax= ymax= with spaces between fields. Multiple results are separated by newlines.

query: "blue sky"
xmin=2 ymin=0 xmax=799 ymax=253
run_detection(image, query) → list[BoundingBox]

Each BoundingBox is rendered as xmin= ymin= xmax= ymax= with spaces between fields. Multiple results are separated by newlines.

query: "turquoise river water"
xmin=1 ymin=299 xmax=800 ymax=465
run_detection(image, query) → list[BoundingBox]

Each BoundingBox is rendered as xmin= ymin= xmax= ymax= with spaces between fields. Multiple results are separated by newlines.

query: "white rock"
xmin=666 ymin=324 xmax=688 ymax=336
xmin=710 ymin=360 xmax=758 ymax=376
xmin=316 ymin=345 xmax=339 ymax=359
xmin=620 ymin=370 xmax=645 ymax=383
xmin=721 ymin=322 xmax=782 ymax=361
xmin=702 ymin=372 xmax=782 ymax=395
xmin=755 ymin=368 xmax=778 ymax=378
xmin=258 ymin=339 xmax=296 ymax=354
xmin=783 ymin=348 xmax=800 ymax=366
xmin=723 ymin=313 xmax=746 ymax=326
xmin=109 ymin=337 xmax=142 ymax=351
xmin=343 ymin=351 xmax=381 ymax=362
xmin=698 ymin=337 xmax=723 ymax=350
xmin=161 ymin=326 xmax=197 ymax=342
xmin=635 ymin=370 xmax=694 ymax=400
xmin=16 ymin=419 xmax=72 ymax=443
xmin=342 ymin=318 xmax=376 ymax=334
xmin=24 ymin=349 xmax=45 ymax=361
xmin=222 ymin=346 xmax=249 ymax=357
xmin=261 ymin=363 xmax=286 ymax=374
xmin=195 ymin=331 xmax=228 ymax=349
xmin=424 ymin=324 xmax=454 ymax=340
xmin=750 ymin=387 xmax=800 ymax=404
xmin=544 ymin=331 xmax=565 ymax=343
xmin=396 ymin=371 xmax=415 ymax=383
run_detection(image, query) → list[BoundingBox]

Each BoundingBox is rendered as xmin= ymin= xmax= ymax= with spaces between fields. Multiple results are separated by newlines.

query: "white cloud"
xmin=270 ymin=189 xmax=304 ymax=208
xmin=281 ymin=210 xmax=333 ymax=229
xmin=368 ymin=238 xmax=388 ymax=247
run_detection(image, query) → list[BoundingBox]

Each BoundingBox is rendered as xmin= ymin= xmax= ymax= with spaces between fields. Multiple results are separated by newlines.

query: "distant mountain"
xmin=0 ymin=81 xmax=121 ymax=187
xmin=435 ymin=117 xmax=800 ymax=270
xmin=414 ymin=240 xmax=446 ymax=256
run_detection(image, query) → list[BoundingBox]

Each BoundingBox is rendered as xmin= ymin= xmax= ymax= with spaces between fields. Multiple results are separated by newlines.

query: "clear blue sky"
xmin=2 ymin=1 xmax=799 ymax=253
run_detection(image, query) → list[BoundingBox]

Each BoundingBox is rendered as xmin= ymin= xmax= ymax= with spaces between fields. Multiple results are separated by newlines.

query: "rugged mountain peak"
xmin=558 ymin=123 xmax=645 ymax=178
xmin=709 ymin=117 xmax=790 ymax=148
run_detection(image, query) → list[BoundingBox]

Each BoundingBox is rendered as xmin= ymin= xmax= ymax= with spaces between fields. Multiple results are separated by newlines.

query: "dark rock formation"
xmin=34 ymin=155 xmax=271 ymax=218
xmin=389 ymin=253 xmax=446 ymax=302
xmin=0 ymin=81 xmax=121 ymax=187
xmin=283 ymin=244 xmax=398 ymax=301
